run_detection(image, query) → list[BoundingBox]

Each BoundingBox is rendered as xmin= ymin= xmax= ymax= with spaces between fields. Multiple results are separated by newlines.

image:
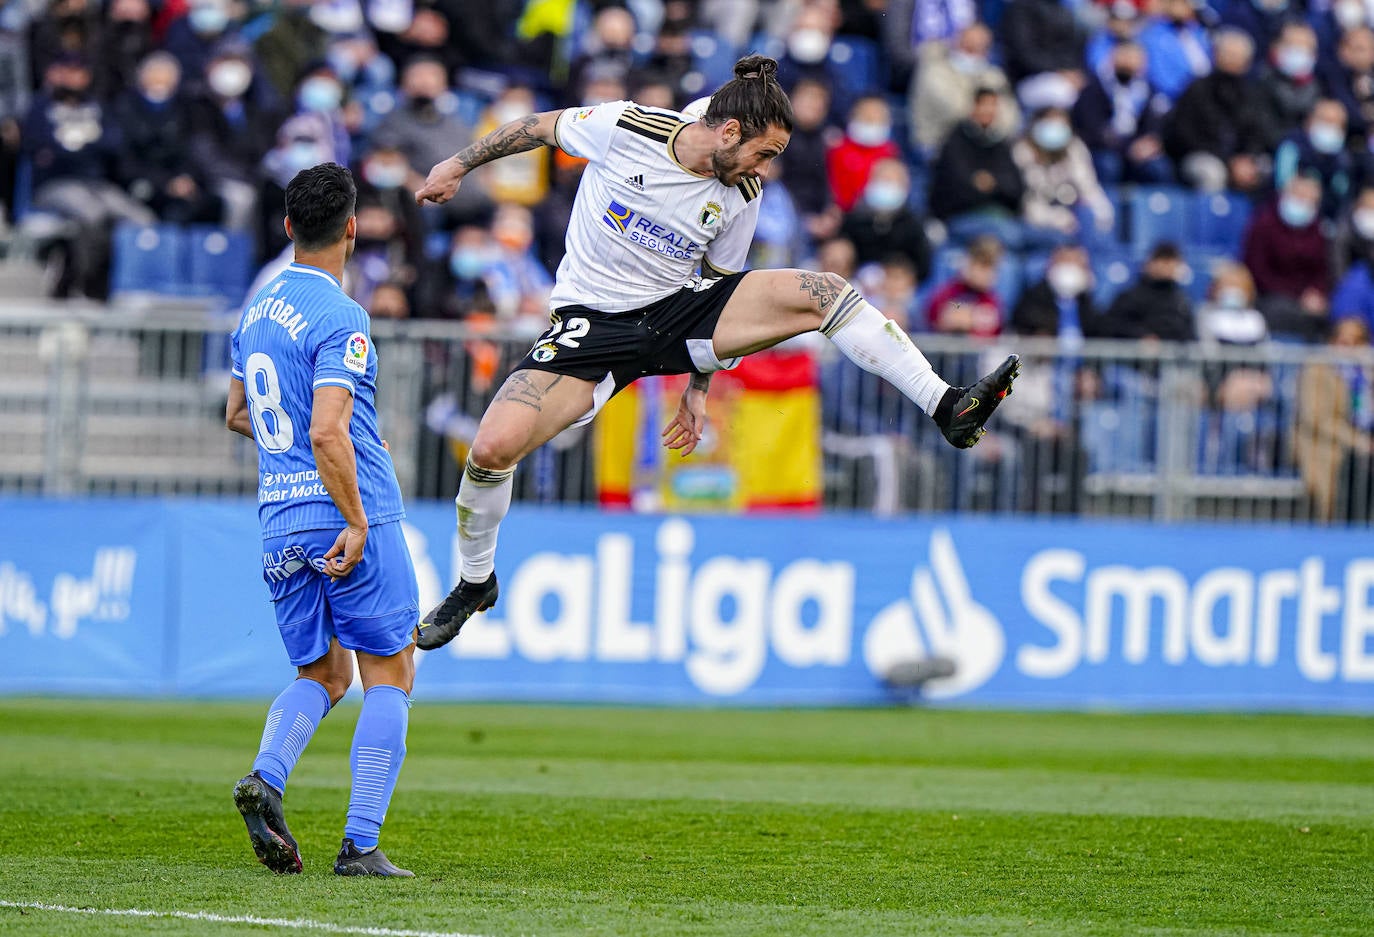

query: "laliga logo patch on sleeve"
xmin=343 ymin=332 xmax=369 ymax=374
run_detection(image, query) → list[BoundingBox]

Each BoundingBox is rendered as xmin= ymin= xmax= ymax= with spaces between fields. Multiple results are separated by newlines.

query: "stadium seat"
xmin=187 ymin=226 xmax=254 ymax=304
xmin=451 ymin=90 xmax=488 ymax=129
xmin=1180 ymin=249 xmax=1230 ymax=304
xmin=1091 ymin=248 xmax=1137 ymax=307
xmin=827 ymin=37 xmax=883 ymax=113
xmin=1127 ymin=185 xmax=1191 ymax=258
xmin=1193 ymin=191 xmax=1253 ymax=255
xmin=997 ymin=254 xmax=1024 ymax=309
xmin=424 ymin=228 xmax=450 ymax=260
xmin=11 ymin=155 xmax=33 ymax=221
xmin=1081 ymin=367 xmax=1157 ymax=474
xmin=690 ymin=31 xmax=739 ymax=89
xmin=110 ymin=222 xmax=188 ymax=297
xmin=1021 ymin=250 xmax=1053 ymax=287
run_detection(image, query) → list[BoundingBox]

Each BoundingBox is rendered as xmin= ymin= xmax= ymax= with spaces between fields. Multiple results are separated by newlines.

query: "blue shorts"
xmin=261 ymin=521 xmax=419 ymax=666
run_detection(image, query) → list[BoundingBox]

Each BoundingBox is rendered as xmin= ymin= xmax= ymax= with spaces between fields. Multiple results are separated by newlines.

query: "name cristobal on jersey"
xmin=231 ymin=262 xmax=404 ymax=537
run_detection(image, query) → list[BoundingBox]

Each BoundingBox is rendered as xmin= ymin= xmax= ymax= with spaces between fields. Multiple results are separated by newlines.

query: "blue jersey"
xmin=231 ymin=262 xmax=405 ymax=538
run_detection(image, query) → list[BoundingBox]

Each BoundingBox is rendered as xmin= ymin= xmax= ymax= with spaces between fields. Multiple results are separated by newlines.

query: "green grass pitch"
xmin=0 ymin=698 xmax=1370 ymax=937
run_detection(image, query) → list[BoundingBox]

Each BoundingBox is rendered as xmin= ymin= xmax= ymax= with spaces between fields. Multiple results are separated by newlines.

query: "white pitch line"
xmin=0 ymin=900 xmax=497 ymax=937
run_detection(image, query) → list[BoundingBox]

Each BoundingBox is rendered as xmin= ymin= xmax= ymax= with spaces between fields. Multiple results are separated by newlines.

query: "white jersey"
xmin=549 ymin=100 xmax=763 ymax=314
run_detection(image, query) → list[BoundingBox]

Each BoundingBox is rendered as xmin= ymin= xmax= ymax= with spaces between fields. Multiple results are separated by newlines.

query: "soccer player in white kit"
xmin=412 ymin=56 xmax=1019 ymax=649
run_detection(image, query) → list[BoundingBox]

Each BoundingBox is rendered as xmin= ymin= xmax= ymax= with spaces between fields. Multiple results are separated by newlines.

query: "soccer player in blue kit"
xmin=225 ymin=163 xmax=416 ymax=877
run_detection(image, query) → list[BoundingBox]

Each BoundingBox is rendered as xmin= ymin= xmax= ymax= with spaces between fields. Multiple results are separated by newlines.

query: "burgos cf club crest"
xmin=699 ymin=201 xmax=723 ymax=228
xmin=343 ymin=332 xmax=369 ymax=374
xmin=532 ymin=342 xmax=558 ymax=363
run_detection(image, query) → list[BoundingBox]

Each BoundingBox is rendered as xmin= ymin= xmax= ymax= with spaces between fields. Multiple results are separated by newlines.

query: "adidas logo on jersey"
xmin=624 ymin=173 xmax=645 ymax=191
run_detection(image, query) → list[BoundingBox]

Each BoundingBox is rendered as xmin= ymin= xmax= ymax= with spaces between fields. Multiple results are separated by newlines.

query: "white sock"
xmin=456 ymin=459 xmax=514 ymax=583
xmin=820 ymin=286 xmax=951 ymax=416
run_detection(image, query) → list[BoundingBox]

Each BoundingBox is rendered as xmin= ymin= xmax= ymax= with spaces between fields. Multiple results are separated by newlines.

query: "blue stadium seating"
xmin=1091 ymin=248 xmax=1137 ymax=307
xmin=110 ymin=223 xmax=188 ymax=296
xmin=1127 ymin=185 xmax=1191 ymax=258
xmin=827 ymin=37 xmax=883 ymax=112
xmin=187 ymin=226 xmax=254 ymax=304
xmin=1193 ymin=191 xmax=1253 ymax=255
xmin=12 ymin=156 xmax=33 ymax=221
xmin=690 ymin=31 xmax=739 ymax=90
xmin=1181 ymin=249 xmax=1231 ymax=304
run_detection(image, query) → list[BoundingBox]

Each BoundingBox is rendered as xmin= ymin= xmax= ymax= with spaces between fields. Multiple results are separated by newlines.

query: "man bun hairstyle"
xmin=701 ymin=54 xmax=793 ymax=140
xmin=285 ymin=162 xmax=356 ymax=252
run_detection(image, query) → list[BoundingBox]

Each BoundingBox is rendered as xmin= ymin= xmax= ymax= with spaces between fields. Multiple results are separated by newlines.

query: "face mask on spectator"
xmin=1309 ymin=122 xmax=1346 ymax=154
xmin=1335 ymin=0 xmax=1367 ymax=29
xmin=1047 ymin=262 xmax=1088 ymax=298
xmin=948 ymin=51 xmax=985 ymax=75
xmin=1279 ymin=194 xmax=1317 ymax=227
xmin=1353 ymin=207 xmax=1374 ymax=239
xmin=364 ymin=159 xmax=408 ymax=189
xmin=1276 ymin=45 xmax=1315 ymax=79
xmin=286 ymin=141 xmax=325 ymax=174
xmin=369 ymin=0 xmax=415 ymax=34
xmin=189 ymin=5 xmax=230 ymax=35
xmin=788 ymin=29 xmax=830 ymax=65
xmin=1216 ymin=286 xmax=1249 ymax=309
xmin=863 ymin=180 xmax=908 ymax=212
xmin=311 ymin=2 xmax=364 ymax=32
xmin=1114 ymin=67 xmax=1137 ymax=85
xmin=450 ymin=248 xmax=492 ymax=280
xmin=299 ymin=77 xmax=343 ymax=112
xmin=1031 ymin=117 xmax=1072 ymax=151
xmin=208 ymin=60 xmax=252 ymax=98
xmin=847 ymin=120 xmax=891 ymax=147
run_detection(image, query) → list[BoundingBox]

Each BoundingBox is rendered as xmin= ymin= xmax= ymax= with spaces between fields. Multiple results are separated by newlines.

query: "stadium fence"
xmin=1 ymin=303 xmax=1368 ymax=525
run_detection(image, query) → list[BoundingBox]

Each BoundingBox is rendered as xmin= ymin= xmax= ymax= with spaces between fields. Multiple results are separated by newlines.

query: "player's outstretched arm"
xmin=415 ymin=110 xmax=563 ymax=206
xmin=225 ymin=378 xmax=255 ymax=439
xmin=310 ymin=385 xmax=369 ymax=579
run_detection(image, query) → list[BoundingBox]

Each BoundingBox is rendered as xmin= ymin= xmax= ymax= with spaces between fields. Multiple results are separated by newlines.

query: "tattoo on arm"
xmin=690 ymin=372 xmax=712 ymax=393
xmin=454 ymin=114 xmax=545 ymax=172
xmin=494 ymin=371 xmax=564 ymax=413
xmin=795 ymin=271 xmax=844 ymax=312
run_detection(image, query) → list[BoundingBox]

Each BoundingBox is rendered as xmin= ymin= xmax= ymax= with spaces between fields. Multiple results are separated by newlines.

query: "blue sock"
xmin=252 ymin=678 xmax=332 ymax=793
xmin=345 ymin=684 xmax=410 ymax=850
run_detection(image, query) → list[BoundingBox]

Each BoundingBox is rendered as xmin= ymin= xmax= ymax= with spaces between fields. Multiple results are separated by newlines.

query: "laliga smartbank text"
xmin=428 ymin=518 xmax=1374 ymax=697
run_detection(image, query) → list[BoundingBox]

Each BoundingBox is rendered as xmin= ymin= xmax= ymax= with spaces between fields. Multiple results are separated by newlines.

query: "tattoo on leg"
xmin=795 ymin=271 xmax=844 ymax=312
xmin=494 ymin=372 xmax=563 ymax=412
xmin=456 ymin=115 xmax=543 ymax=172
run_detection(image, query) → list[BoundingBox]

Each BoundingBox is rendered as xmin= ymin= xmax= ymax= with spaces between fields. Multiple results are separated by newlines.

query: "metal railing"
xmin=1 ymin=302 xmax=1369 ymax=525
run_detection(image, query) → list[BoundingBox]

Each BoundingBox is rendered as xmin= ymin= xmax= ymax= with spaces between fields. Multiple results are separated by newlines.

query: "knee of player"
xmin=468 ymin=435 xmax=522 ymax=473
xmin=320 ymin=667 xmax=353 ymax=705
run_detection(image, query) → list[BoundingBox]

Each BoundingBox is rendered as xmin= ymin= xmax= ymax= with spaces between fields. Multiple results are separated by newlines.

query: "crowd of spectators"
xmin=5 ymin=0 xmax=1374 ymax=517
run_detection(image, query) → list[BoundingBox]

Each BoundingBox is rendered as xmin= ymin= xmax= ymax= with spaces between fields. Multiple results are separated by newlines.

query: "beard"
xmin=710 ymin=141 xmax=744 ymax=185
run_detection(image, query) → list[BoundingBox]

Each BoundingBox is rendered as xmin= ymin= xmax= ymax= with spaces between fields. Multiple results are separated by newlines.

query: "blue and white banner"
xmin=1 ymin=498 xmax=1372 ymax=710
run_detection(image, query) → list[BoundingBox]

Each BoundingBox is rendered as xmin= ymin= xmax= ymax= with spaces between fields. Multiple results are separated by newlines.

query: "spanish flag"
xmin=595 ymin=350 xmax=821 ymax=512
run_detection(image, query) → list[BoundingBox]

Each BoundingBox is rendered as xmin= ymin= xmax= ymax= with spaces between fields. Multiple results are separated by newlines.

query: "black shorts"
xmin=515 ymin=273 xmax=748 ymax=392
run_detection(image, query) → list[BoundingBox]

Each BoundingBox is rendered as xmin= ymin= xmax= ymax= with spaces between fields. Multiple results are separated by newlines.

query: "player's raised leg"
xmin=712 ymin=269 xmax=1018 ymax=448
xmin=234 ymin=638 xmax=353 ymax=874
xmin=334 ymin=644 xmax=416 ymax=877
xmin=417 ymin=369 xmax=597 ymax=650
